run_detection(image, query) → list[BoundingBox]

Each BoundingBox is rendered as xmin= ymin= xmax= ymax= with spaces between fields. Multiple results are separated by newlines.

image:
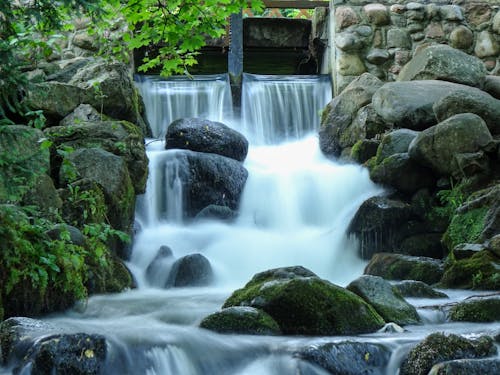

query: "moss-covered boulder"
xmin=364 ymin=253 xmax=444 ymax=284
xmin=347 ymin=275 xmax=420 ymax=325
xmin=393 ymin=280 xmax=448 ymax=299
xmin=350 ymin=139 xmax=379 ymax=164
xmin=429 ymin=358 xmax=500 ymax=374
xmin=440 ymin=250 xmax=500 ymax=290
xmin=399 ymin=333 xmax=496 ymax=375
xmin=222 ymin=266 xmax=385 ymax=335
xmin=0 ymin=125 xmax=50 ymax=203
xmin=448 ymin=296 xmax=500 ymax=322
xmin=199 ymin=306 xmax=281 ymax=335
xmin=297 ymin=341 xmax=391 ymax=375
xmin=375 ymin=129 xmax=419 ymax=163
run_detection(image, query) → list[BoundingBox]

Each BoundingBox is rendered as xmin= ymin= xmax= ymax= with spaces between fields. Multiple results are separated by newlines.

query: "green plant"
xmin=92 ymin=81 xmax=107 ymax=120
xmin=57 ymin=145 xmax=78 ymax=183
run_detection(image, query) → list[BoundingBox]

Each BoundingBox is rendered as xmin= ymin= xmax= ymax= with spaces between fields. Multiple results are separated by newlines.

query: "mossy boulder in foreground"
xmin=222 ymin=266 xmax=385 ymax=335
xmin=448 ymin=296 xmax=500 ymax=322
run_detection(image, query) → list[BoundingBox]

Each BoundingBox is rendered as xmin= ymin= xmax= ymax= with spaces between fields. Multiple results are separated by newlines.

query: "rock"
xmin=165 ymin=150 xmax=248 ymax=218
xmin=370 ymin=153 xmax=435 ymax=195
xmin=22 ymin=173 xmax=62 ymax=215
xmin=337 ymin=53 xmax=366 ymax=76
xmin=448 ymin=296 xmax=500 ymax=322
xmin=45 ymin=120 xmax=148 ymax=194
xmin=335 ymin=6 xmax=359 ymax=31
xmin=0 ymin=125 xmax=50 ymax=204
xmin=373 ymin=80 xmax=486 ymax=130
xmin=399 ymin=233 xmax=445 ymax=259
xmin=46 ymin=224 xmax=85 ymax=246
xmin=72 ymin=31 xmax=98 ymax=51
xmin=347 ymin=196 xmax=417 ymax=259
xmin=364 ymin=4 xmax=389 ymax=26
xmin=350 ymin=139 xmax=379 ymax=164
xmin=223 ymin=266 xmax=385 ymax=335
xmin=376 ymin=129 xmax=419 ymax=163
xmin=378 ymin=322 xmax=405 ymax=333
xmin=429 ymin=358 xmax=500 ymax=375
xmin=199 ymin=306 xmax=281 ymax=335
xmin=398 ymin=44 xmax=486 ymax=88
xmin=59 ymin=104 xmax=102 ymax=126
xmin=297 ymin=341 xmax=391 ymax=375
xmin=408 ymin=113 xmax=494 ymax=178
xmin=347 ymin=275 xmax=420 ymax=325
xmin=335 ymin=32 xmax=365 ymax=52
xmin=166 ymin=253 xmax=214 ymax=287
xmin=46 ymin=57 xmax=93 ymax=83
xmin=399 ymin=333 xmax=496 ymax=375
xmin=165 ymin=118 xmax=248 ymax=162
xmin=194 ymin=205 xmax=237 ymax=222
xmin=320 ymin=73 xmax=383 ymax=156
xmin=483 ymin=75 xmax=500 ymax=100
xmin=439 ymin=5 xmax=463 ymax=21
xmin=387 ymin=28 xmax=411 ymax=49
xmin=365 ymin=253 xmax=444 ymax=284
xmin=486 ymin=234 xmax=500 ymax=258
xmin=68 ymin=60 xmax=147 ymax=130
xmin=475 ymin=31 xmax=499 ymax=59
xmin=452 ymin=243 xmax=486 ymax=260
xmin=393 ymin=280 xmax=448 ymax=299
xmin=433 ymin=89 xmax=500 ymax=135
xmin=366 ymin=48 xmax=390 ymax=65
xmin=440 ymin=250 xmax=500 ymax=290
xmin=61 ymin=148 xmax=135 ymax=232
xmin=449 ymin=26 xmax=474 ymax=50
xmin=340 ymin=104 xmax=388 ymax=151
xmin=145 ymin=246 xmax=174 ymax=286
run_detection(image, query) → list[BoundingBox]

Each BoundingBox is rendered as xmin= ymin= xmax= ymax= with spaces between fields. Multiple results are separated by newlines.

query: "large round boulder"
xmin=433 ymin=89 xmax=500 ymax=135
xmin=297 ymin=341 xmax=391 ymax=375
xmin=399 ymin=333 xmax=496 ymax=375
xmin=199 ymin=306 xmax=281 ymax=335
xmin=319 ymin=73 xmax=383 ymax=156
xmin=166 ymin=253 xmax=214 ymax=287
xmin=347 ymin=275 xmax=420 ymax=325
xmin=408 ymin=113 xmax=494 ymax=178
xmin=397 ymin=44 xmax=487 ymax=88
xmin=222 ymin=266 xmax=385 ymax=335
xmin=364 ymin=253 xmax=444 ymax=285
xmin=375 ymin=129 xmax=419 ymax=163
xmin=166 ymin=150 xmax=248 ymax=218
xmin=165 ymin=118 xmax=249 ymax=162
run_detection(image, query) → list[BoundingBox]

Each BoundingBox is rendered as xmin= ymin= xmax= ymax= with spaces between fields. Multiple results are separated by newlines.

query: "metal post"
xmin=228 ymin=11 xmax=243 ymax=113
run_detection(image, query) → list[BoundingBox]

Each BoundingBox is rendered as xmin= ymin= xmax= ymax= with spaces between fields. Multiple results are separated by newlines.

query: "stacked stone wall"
xmin=329 ymin=0 xmax=500 ymax=93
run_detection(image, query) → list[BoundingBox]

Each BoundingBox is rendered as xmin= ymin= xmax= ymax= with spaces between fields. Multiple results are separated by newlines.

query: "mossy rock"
xmin=439 ymin=250 xmax=500 ymax=290
xmin=448 ymin=297 xmax=500 ymax=322
xmin=223 ymin=266 xmax=385 ymax=335
xmin=350 ymin=139 xmax=379 ymax=164
xmin=199 ymin=306 xmax=281 ymax=335
xmin=442 ymin=207 xmax=489 ymax=252
xmin=393 ymin=280 xmax=448 ymax=299
xmin=364 ymin=253 xmax=444 ymax=284
xmin=86 ymin=252 xmax=133 ymax=294
xmin=400 ymin=333 xmax=496 ymax=375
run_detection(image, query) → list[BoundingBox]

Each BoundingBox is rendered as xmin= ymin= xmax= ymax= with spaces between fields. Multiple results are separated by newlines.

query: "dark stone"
xmin=400 ymin=333 xmax=496 ymax=375
xmin=399 ymin=233 xmax=445 ymax=259
xmin=199 ymin=306 xmax=281 ymax=335
xmin=46 ymin=224 xmax=85 ymax=246
xmin=347 ymin=275 xmax=420 ymax=325
xmin=166 ymin=253 xmax=214 ymax=287
xmin=297 ymin=341 xmax=391 ymax=375
xmin=350 ymin=139 xmax=380 ymax=164
xmin=375 ymin=129 xmax=419 ymax=163
xmin=46 ymin=58 xmax=93 ymax=83
xmin=243 ymin=18 xmax=311 ymax=49
xmin=393 ymin=280 xmax=448 ymax=299
xmin=448 ymin=296 xmax=500 ymax=322
xmin=145 ymin=246 xmax=174 ymax=286
xmin=429 ymin=358 xmax=500 ymax=374
xmin=364 ymin=253 xmax=444 ymax=284
xmin=165 ymin=118 xmax=248 ymax=162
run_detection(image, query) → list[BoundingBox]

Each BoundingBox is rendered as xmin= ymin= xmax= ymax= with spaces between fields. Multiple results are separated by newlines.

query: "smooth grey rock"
xmin=166 ymin=253 xmax=214 ymax=287
xmin=376 ymin=129 xmax=419 ymax=162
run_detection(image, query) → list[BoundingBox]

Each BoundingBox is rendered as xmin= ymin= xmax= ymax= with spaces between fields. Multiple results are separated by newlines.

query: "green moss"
xmin=442 ymin=207 xmax=488 ymax=251
xmin=440 ymin=250 xmax=500 ymax=290
xmin=449 ymin=298 xmax=500 ymax=322
xmin=199 ymin=307 xmax=281 ymax=335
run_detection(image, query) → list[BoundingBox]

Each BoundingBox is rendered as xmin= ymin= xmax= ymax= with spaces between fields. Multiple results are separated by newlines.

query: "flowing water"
xmin=3 ymin=74 xmax=499 ymax=375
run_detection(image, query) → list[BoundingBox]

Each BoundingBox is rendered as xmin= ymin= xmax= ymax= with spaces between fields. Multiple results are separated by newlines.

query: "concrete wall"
xmin=328 ymin=0 xmax=500 ymax=94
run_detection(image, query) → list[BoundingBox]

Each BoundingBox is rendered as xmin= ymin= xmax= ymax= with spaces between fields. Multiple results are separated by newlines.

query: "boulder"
xmin=350 ymin=139 xmax=379 ymax=164
xmin=59 ymin=103 xmax=102 ymax=126
xmin=399 ymin=233 xmax=445 ymax=259
xmin=372 ymin=80 xmax=484 ymax=130
xmin=223 ymin=266 xmax=385 ymax=335
xmin=364 ymin=253 xmax=444 ymax=285
xmin=165 ymin=118 xmax=249 ymax=162
xmin=399 ymin=333 xmax=496 ymax=375
xmin=429 ymin=358 xmax=500 ymax=375
xmin=408 ymin=113 xmax=494 ymax=178
xmin=486 ymin=234 xmax=500 ymax=258
xmin=393 ymin=280 xmax=448 ymax=299
xmin=145 ymin=245 xmax=174 ymax=286
xmin=375 ymin=129 xmax=419 ymax=163
xmin=347 ymin=196 xmax=417 ymax=259
xmin=46 ymin=223 xmax=85 ymax=246
xmin=0 ymin=317 xmax=106 ymax=375
xmin=199 ymin=306 xmax=281 ymax=335
xmin=45 ymin=120 xmax=148 ymax=194
xmin=448 ymin=296 xmax=500 ymax=322
xmin=61 ymin=148 xmax=135 ymax=232
xmin=433 ymin=89 xmax=500 ymax=135
xmin=342 ymin=104 xmax=388 ymax=149
xmin=483 ymin=75 xmax=500 ymax=100
xmin=397 ymin=44 xmax=487 ymax=88
xmin=319 ymin=73 xmax=383 ymax=156
xmin=22 ymin=173 xmax=62 ymax=215
xmin=46 ymin=57 xmax=94 ymax=83
xmin=166 ymin=253 xmax=214 ymax=287
xmin=0 ymin=125 xmax=50 ymax=203
xmin=440 ymin=250 xmax=500 ymax=290
xmin=165 ymin=151 xmax=248 ymax=218
xmin=297 ymin=341 xmax=391 ymax=375
xmin=370 ymin=153 xmax=435 ymax=195
xmin=347 ymin=275 xmax=420 ymax=325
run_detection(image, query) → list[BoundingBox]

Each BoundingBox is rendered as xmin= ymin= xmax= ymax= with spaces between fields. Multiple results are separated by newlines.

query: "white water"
xmin=3 ymin=74 xmax=499 ymax=375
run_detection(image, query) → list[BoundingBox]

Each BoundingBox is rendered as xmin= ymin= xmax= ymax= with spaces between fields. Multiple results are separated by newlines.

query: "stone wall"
xmin=328 ymin=0 xmax=500 ymax=94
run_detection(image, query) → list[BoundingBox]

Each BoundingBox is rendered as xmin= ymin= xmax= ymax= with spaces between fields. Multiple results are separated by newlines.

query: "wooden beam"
xmin=262 ymin=1 xmax=329 ymax=9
